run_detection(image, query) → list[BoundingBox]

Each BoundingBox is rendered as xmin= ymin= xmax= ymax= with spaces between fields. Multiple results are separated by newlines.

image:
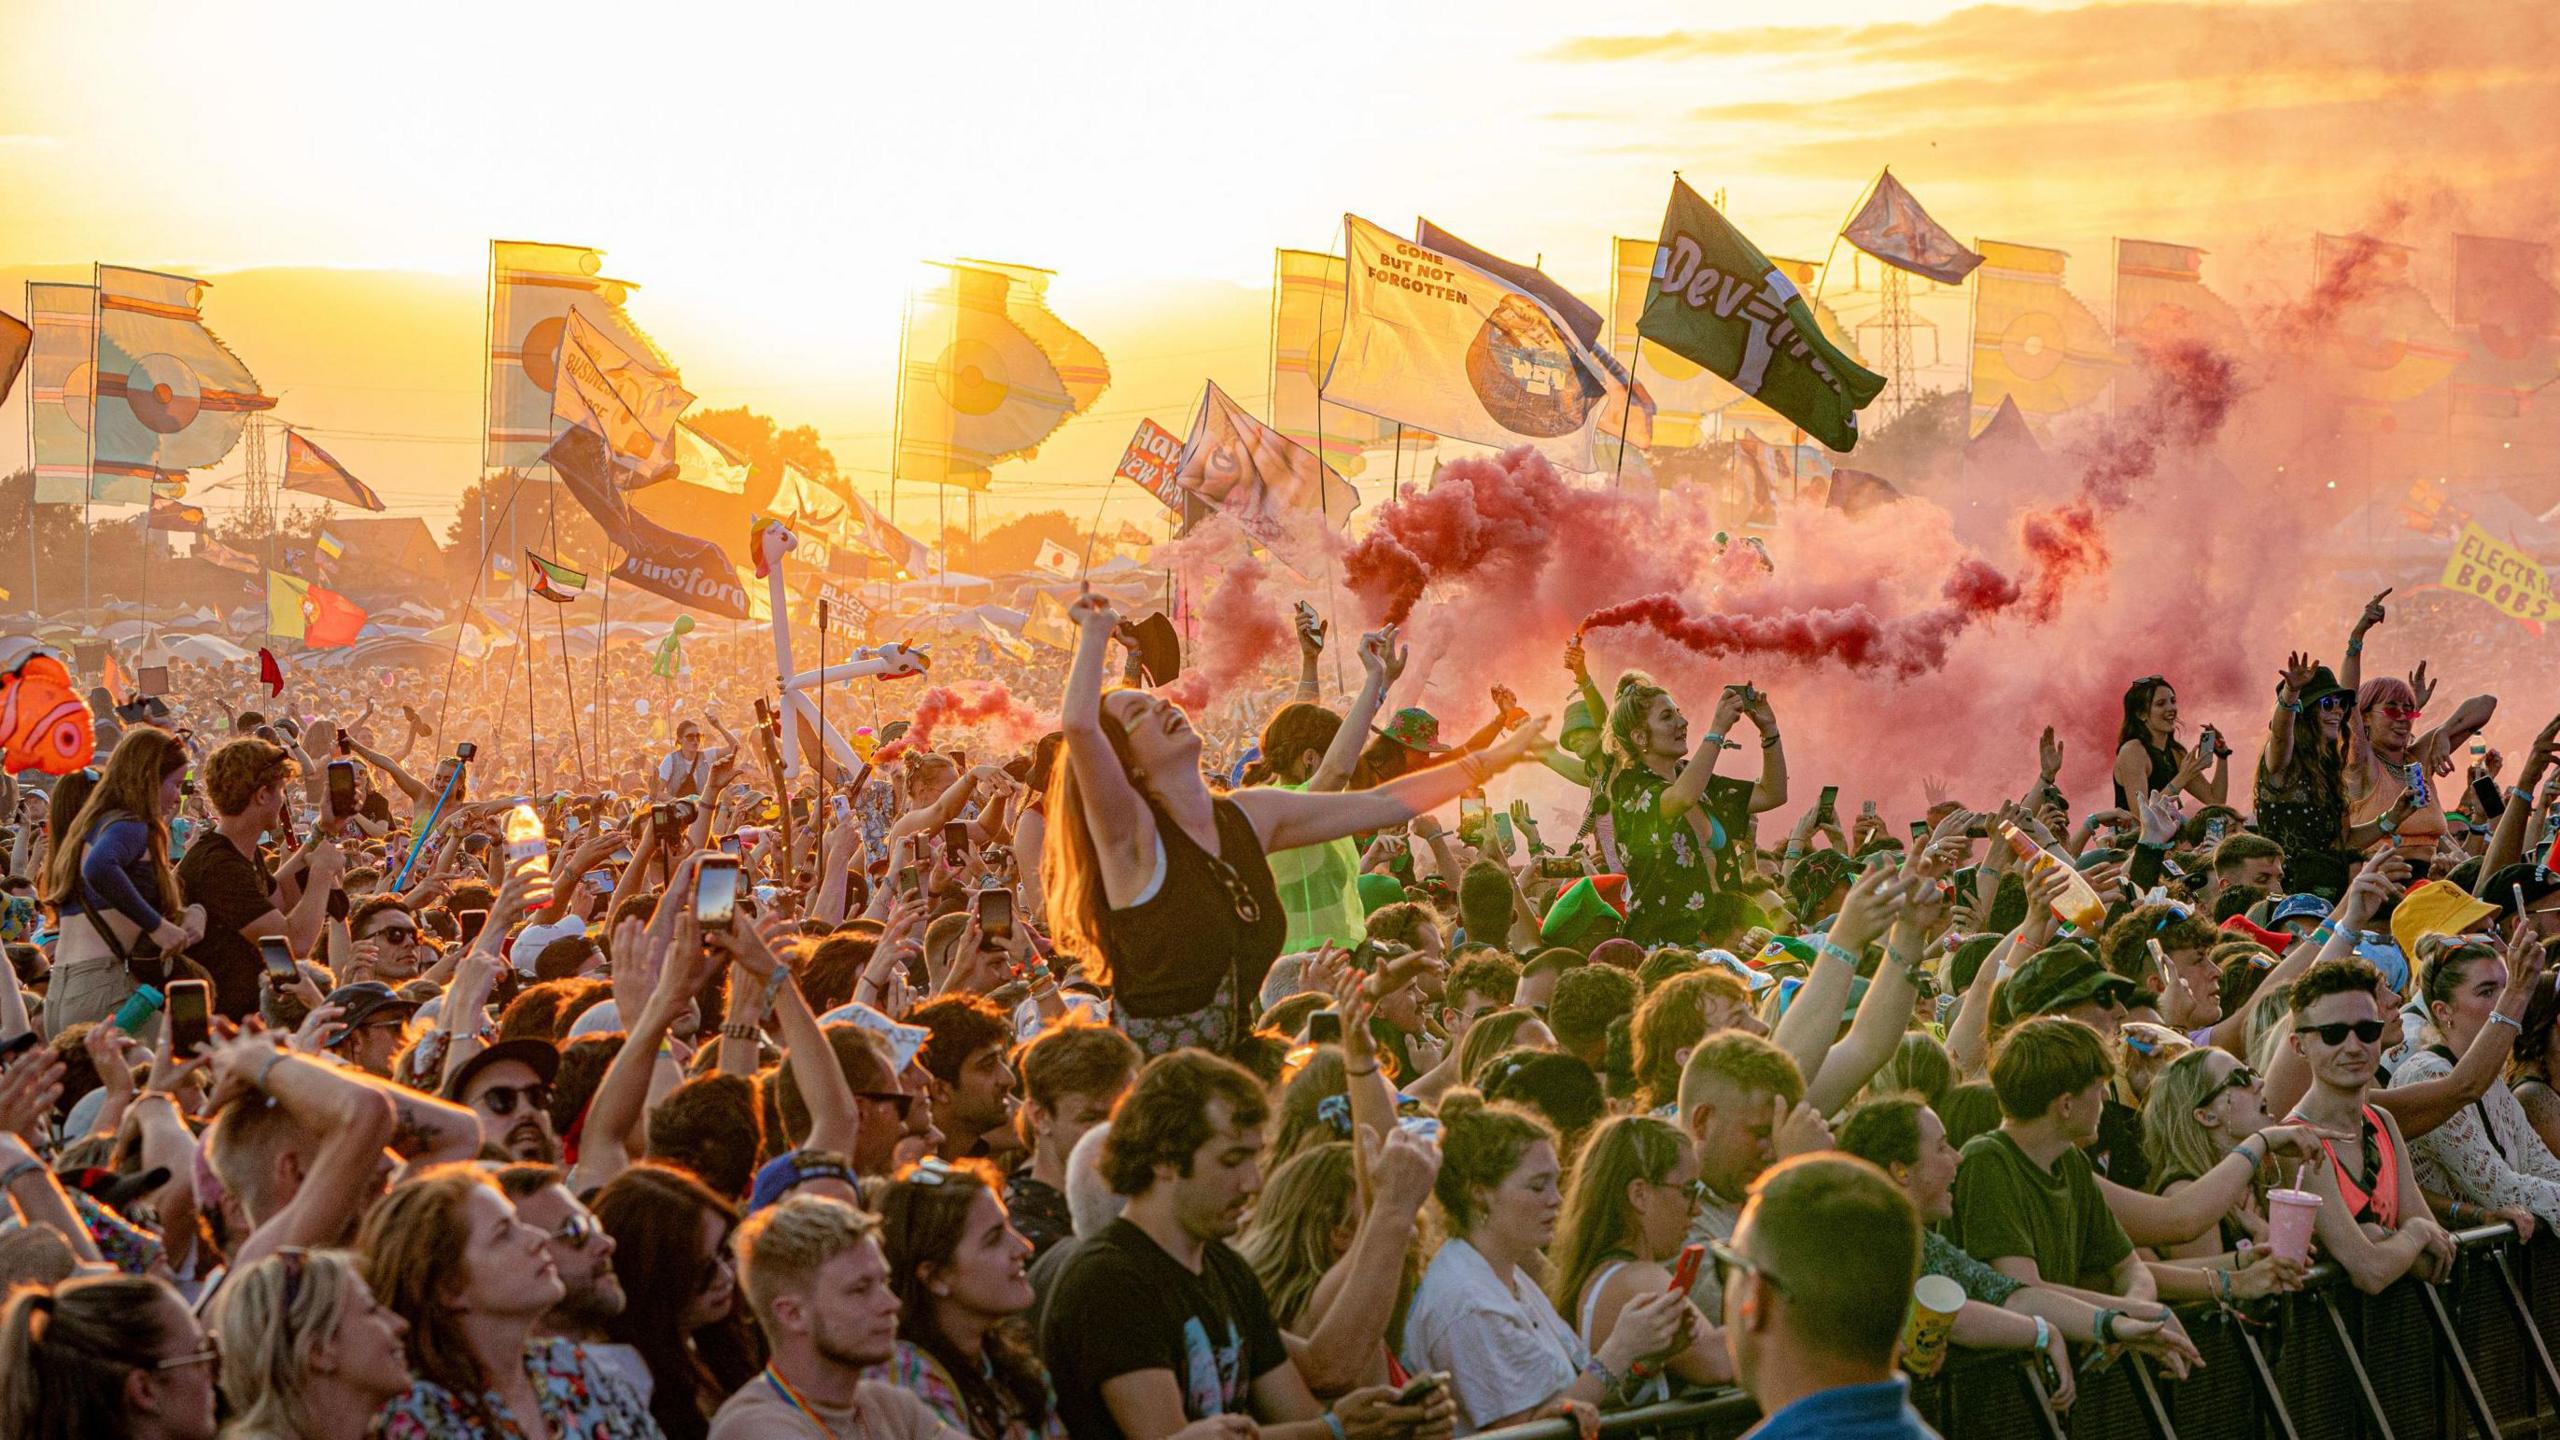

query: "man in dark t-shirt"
xmin=1040 ymin=1051 xmax=1443 ymax=1440
xmin=180 ymin=740 xmax=340 ymax=1017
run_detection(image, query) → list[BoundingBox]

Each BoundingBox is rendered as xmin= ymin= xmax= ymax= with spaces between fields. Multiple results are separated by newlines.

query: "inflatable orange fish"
xmin=0 ymin=652 xmax=95 ymax=775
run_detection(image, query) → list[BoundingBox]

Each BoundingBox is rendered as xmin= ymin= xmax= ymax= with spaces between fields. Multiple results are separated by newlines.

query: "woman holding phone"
xmin=40 ymin=728 xmax=204 ymax=1035
xmin=1546 ymin=1116 xmax=1732 ymax=1400
xmin=1045 ymin=593 xmax=1549 ymax=1058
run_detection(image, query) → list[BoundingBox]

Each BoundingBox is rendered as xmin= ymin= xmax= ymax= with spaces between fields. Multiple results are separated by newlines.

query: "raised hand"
xmin=2281 ymin=651 xmax=2320 ymax=699
xmin=2039 ymin=726 xmax=2065 ymax=782
xmin=2355 ymin=587 xmax=2391 ymax=637
xmin=2407 ymin=661 xmax=2438 ymax=713
xmin=1359 ymin=625 xmax=1408 ymax=687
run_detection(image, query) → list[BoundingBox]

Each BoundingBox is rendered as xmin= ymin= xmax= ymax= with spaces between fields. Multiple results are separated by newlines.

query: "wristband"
xmin=1760 ymin=731 xmax=1782 ymax=747
xmin=2096 ymin=1308 xmax=2120 ymax=1344
xmin=2033 ymin=1316 xmax=2050 ymax=1354
xmin=0 ymin=1158 xmax=40 ymax=1190
xmin=1700 ymin=731 xmax=1728 ymax=751
xmin=1813 ymin=937 xmax=1858 ymax=967
xmin=2511 ymin=787 xmax=2535 ymax=805
xmin=2489 ymin=1010 xmax=2524 ymax=1032
xmin=719 ymin=1023 xmax=760 ymax=1042
xmin=1581 ymin=1356 xmax=1618 ymax=1391
xmin=1322 ymin=1414 xmax=1346 ymax=1440
xmin=2347 ymin=639 xmax=2364 ymax=655
xmin=1345 ymin=1063 xmax=1379 ymax=1078
xmin=254 ymin=1050 xmax=288 ymax=1091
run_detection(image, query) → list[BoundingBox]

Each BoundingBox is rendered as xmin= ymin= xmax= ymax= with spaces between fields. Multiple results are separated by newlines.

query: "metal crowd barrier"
xmin=1470 ymin=1225 xmax=2560 ymax=1440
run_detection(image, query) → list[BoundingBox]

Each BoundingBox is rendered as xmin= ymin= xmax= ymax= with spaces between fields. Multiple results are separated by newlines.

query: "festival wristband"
xmin=1700 ymin=731 xmax=1728 ymax=750
xmin=1813 ymin=937 xmax=1857 ymax=967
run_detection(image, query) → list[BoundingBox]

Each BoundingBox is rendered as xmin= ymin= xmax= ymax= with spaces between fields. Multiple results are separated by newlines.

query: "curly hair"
xmin=1434 ymin=1090 xmax=1555 ymax=1236
xmin=1101 ymin=1050 xmax=1268 ymax=1196
xmin=200 ymin=736 xmax=294 ymax=818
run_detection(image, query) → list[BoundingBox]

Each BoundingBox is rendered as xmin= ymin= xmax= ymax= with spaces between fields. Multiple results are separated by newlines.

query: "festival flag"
xmin=258 ymin=648 xmax=285 ymax=696
xmin=265 ymin=571 xmax=367 ymax=647
xmin=1025 ymin=590 xmax=1078 ymax=651
xmin=1113 ymin=418 xmax=1194 ymax=516
xmin=641 ymin=421 xmax=749 ymax=495
xmin=90 ymin=266 xmax=273 ymax=504
xmin=1327 ymin=215 xmax=1616 ymax=470
xmin=1968 ymin=240 xmax=2120 ymax=436
xmin=526 ymin=552 xmax=588 ymax=602
xmin=1841 ymin=170 xmax=1982 ymax=286
xmin=0 ymin=306 xmax=28 ymax=409
xmin=100 ymin=653 xmax=132 ymax=705
xmin=1637 ymin=181 xmax=1886 ymax=452
xmin=25 ymin=282 xmax=96 ymax=506
xmin=1270 ymin=250 xmax=1387 ymax=476
xmin=546 ymin=425 xmax=752 ymax=619
xmin=2309 ymin=233 xmax=2463 ymax=416
xmin=960 ymin=259 xmax=1110 ymax=413
xmin=1720 ymin=256 xmax=1867 ymax=435
xmin=144 ymin=496 xmax=206 ymax=532
xmin=1031 ymin=538 xmax=1078 ymax=578
xmin=1172 ymin=380 xmax=1357 ymax=577
xmin=1823 ymin=468 xmax=1903 ymax=515
xmin=1416 ymin=219 xmax=1653 ymax=451
xmin=1733 ymin=433 xmax=1833 ymax=526
xmin=194 ymin=536 xmax=260 ymax=575
xmin=2397 ymin=477 xmax=2469 ymax=537
xmin=2113 ymin=240 xmax=2250 ymax=360
xmin=977 ymin=615 xmax=1033 ymax=662
xmin=552 ymin=304 xmax=694 ymax=476
xmin=280 ymin=429 xmax=387 ymax=511
xmin=315 ymin=529 xmax=344 ymax=562
xmin=2441 ymin=520 xmax=2557 ymax=624
xmin=765 ymin=463 xmax=930 ymax=579
xmin=2450 ymin=235 xmax=2560 ymax=419
xmin=896 ymin=262 xmax=1084 ymax=491
xmin=486 ymin=241 xmax=676 ymax=471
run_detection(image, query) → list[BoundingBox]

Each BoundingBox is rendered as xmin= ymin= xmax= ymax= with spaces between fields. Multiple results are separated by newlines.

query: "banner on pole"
xmin=2441 ymin=522 xmax=2556 ymax=623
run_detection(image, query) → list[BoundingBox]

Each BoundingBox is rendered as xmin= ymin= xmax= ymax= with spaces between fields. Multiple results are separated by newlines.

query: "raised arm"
xmin=2477 ymin=714 xmax=2560 ymax=890
xmin=1307 ymin=628 xmax=1402 ymax=794
xmin=1742 ymin=690 xmax=1789 ymax=813
xmin=1292 ymin=605 xmax=1326 ymax=705
xmin=1230 ymin=718 xmax=1551 ymax=854
xmin=1056 ymin=594 xmax=1158 ymax=904
xmin=207 ymin=1039 xmax=397 ymax=1268
xmin=1774 ymin=866 xmax=1899 ymax=1094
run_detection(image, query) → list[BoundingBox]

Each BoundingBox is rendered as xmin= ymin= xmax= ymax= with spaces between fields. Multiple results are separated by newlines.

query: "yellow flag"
xmin=554 ymin=306 xmax=694 ymax=475
xmin=2440 ymin=521 xmax=2557 ymax=623
xmin=1969 ymin=240 xmax=2120 ymax=435
xmin=266 ymin=571 xmax=309 ymax=639
xmin=1270 ymin=250 xmax=1386 ymax=477
xmin=1609 ymin=237 xmax=1721 ymax=449
xmin=2312 ymin=233 xmax=2464 ymax=411
xmin=897 ymin=263 xmax=1079 ymax=491
xmin=1026 ymin=590 xmax=1078 ymax=650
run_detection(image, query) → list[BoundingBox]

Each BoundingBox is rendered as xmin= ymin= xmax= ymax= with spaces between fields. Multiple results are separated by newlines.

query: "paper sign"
xmin=1114 ymin=418 xmax=1187 ymax=512
xmin=2441 ymin=521 xmax=2557 ymax=623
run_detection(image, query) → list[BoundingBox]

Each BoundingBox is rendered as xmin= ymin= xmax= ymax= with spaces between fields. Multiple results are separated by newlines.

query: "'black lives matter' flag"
xmin=546 ymin=424 xmax=751 ymax=619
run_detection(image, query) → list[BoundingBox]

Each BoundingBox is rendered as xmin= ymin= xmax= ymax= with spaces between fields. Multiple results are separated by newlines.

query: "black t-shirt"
xmin=1040 ymin=1218 xmax=1289 ymax=1440
xmin=176 ymin=832 xmax=276 ymax=1018
xmin=2091 ymin=1096 xmax=2150 ymax=1192
xmin=1004 ymin=1167 xmax=1074 ymax=1263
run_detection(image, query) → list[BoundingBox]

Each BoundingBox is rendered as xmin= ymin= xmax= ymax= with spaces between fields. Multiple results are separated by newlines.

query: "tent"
xmin=164 ymin=634 xmax=253 ymax=665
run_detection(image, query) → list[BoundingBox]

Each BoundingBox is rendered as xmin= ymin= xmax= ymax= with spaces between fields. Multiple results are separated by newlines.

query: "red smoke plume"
xmin=872 ymin=682 xmax=1050 ymax=763
xmin=1156 ymin=557 xmax=1293 ymax=714
xmin=1581 ymin=556 xmax=2024 ymax=679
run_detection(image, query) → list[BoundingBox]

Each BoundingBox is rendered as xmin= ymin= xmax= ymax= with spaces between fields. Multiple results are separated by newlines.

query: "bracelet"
xmin=2489 ymin=1010 xmax=2524 ymax=1032
xmin=2234 ymin=1137 xmax=2265 ymax=1170
xmin=1322 ymin=1414 xmax=1346 ymax=1440
xmin=2032 ymin=1316 xmax=2051 ymax=1354
xmin=1813 ymin=937 xmax=1858 ymax=967
xmin=1700 ymin=731 xmax=1728 ymax=750
xmin=1346 ymin=1064 xmax=1379 ymax=1078
xmin=254 ymin=1050 xmax=288 ymax=1091
xmin=719 ymin=1023 xmax=760 ymax=1042
xmin=2511 ymin=787 xmax=2535 ymax=805
xmin=1581 ymin=1356 xmax=1618 ymax=1391
xmin=2346 ymin=639 xmax=2364 ymax=655
xmin=1760 ymin=731 xmax=1782 ymax=748
xmin=2096 ymin=1307 xmax=2120 ymax=1344
xmin=0 ymin=1158 xmax=41 ymax=1190
xmin=2450 ymin=1200 xmax=2470 ymax=1224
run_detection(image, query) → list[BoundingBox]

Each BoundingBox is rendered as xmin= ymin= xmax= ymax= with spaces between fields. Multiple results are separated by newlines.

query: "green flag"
xmin=1637 ymin=178 xmax=1886 ymax=451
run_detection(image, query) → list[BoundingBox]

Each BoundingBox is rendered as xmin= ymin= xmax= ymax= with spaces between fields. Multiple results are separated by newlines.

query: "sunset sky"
xmin=4 ymin=0 xmax=2553 ymax=532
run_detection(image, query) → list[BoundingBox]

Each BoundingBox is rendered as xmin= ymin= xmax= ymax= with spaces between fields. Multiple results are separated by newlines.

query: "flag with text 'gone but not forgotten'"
xmin=1638 ymin=179 xmax=1885 ymax=452
xmin=1327 ymin=215 xmax=1615 ymax=471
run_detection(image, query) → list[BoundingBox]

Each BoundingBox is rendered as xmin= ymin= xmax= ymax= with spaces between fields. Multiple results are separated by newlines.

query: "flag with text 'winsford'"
xmin=1637 ymin=180 xmax=1884 ymax=453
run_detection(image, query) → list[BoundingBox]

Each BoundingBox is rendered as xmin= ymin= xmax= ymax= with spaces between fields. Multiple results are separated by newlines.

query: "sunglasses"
xmin=2295 ymin=1019 xmax=2386 ymax=1046
xmin=474 ymin=1081 xmax=551 ymax=1117
xmin=2201 ymin=1064 xmax=2261 ymax=1103
xmin=2378 ymin=705 xmax=2423 ymax=722
xmin=365 ymin=924 xmax=419 ymax=946
xmin=905 ymin=1156 xmax=961 ymax=1186
xmin=150 ymin=1334 xmax=221 ymax=1372
xmin=1709 ymin=1238 xmax=1788 ymax=1299
xmin=550 ymin=1211 xmax=600 ymax=1250
xmin=855 ymin=1090 xmax=916 ymax=1121
xmin=1650 ymin=1175 xmax=1710 ymax=1206
xmin=2315 ymin=695 xmax=2347 ymax=711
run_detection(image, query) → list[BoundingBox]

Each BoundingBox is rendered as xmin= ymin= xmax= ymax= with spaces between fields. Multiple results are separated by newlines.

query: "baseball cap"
xmin=2003 ymin=945 xmax=2140 ymax=1020
xmin=749 ymin=1149 xmax=860 ymax=1214
xmin=2484 ymin=862 xmax=2560 ymax=916
xmin=323 ymin=981 xmax=418 ymax=1033
xmin=2267 ymin=893 xmax=2333 ymax=927
xmin=2389 ymin=880 xmax=2499 ymax=962
xmin=2353 ymin=932 xmax=2412 ymax=995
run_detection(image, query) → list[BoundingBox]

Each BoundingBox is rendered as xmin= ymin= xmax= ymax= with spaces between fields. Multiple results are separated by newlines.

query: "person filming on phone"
xmin=179 ymin=736 xmax=342 ymax=1020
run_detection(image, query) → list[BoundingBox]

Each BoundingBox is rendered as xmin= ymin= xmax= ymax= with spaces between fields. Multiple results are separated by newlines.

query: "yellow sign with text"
xmin=2441 ymin=522 xmax=2557 ymax=623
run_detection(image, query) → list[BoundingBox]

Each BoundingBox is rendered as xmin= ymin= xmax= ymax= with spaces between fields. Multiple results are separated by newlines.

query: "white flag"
xmin=1324 ymin=215 xmax=1614 ymax=471
xmin=1032 ymin=537 xmax=1078 ymax=577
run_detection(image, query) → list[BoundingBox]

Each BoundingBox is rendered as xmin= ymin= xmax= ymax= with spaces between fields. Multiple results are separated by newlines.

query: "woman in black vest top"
xmin=2113 ymin=676 xmax=2229 ymax=813
xmin=1043 ymin=594 xmax=1547 ymax=1057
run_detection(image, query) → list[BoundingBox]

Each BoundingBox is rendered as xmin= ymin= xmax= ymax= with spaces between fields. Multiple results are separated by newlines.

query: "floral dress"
xmin=1609 ymin=767 xmax=1726 ymax=946
xmin=878 ymin=1339 xmax=1066 ymax=1440
xmin=378 ymin=1337 xmax=664 ymax=1439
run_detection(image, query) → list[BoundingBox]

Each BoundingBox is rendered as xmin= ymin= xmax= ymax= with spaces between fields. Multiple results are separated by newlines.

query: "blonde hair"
xmin=1235 ymin=1141 xmax=1358 ymax=1329
xmin=734 ymin=1194 xmax=882 ymax=1339
xmin=211 ymin=1248 xmax=391 ymax=1439
xmin=1548 ymin=1115 xmax=1690 ymax=1315
xmin=358 ymin=1166 xmax=505 ymax=1434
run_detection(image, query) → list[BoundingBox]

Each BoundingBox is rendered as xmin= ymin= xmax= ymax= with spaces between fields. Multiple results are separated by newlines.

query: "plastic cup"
xmin=2267 ymin=1188 xmax=2323 ymax=1263
xmin=1901 ymin=1274 xmax=1965 ymax=1377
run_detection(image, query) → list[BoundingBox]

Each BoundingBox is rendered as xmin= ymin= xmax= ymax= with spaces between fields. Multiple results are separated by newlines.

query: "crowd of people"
xmin=0 ymin=579 xmax=2557 ymax=1440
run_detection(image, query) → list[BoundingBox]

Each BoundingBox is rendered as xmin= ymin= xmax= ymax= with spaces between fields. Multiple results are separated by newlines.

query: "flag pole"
xmin=1611 ymin=340 xmax=1641 ymax=491
xmin=21 ymin=283 xmax=40 ymax=618
xmin=556 ymin=593 xmax=587 ymax=787
xmin=83 ymin=267 xmax=99 ymax=615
